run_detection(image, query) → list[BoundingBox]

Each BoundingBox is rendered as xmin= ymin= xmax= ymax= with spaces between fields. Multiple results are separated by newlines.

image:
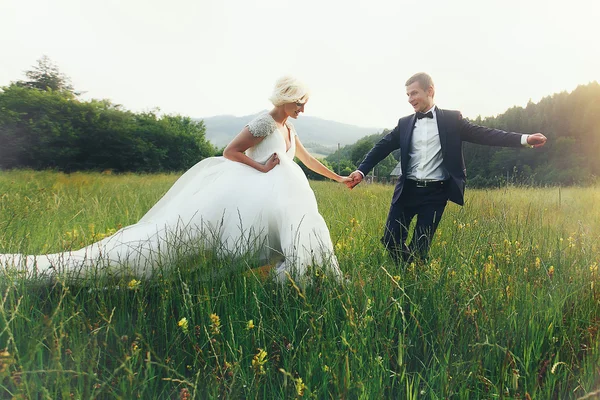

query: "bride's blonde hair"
xmin=269 ymin=76 xmax=310 ymax=106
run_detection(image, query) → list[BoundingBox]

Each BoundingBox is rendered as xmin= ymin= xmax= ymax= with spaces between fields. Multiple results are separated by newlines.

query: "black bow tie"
xmin=416 ymin=111 xmax=434 ymax=120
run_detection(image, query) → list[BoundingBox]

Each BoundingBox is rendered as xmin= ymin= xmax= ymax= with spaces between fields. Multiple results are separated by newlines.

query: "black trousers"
xmin=382 ymin=182 xmax=448 ymax=263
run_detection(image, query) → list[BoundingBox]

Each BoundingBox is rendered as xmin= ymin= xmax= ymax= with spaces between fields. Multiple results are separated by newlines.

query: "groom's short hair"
xmin=405 ymin=73 xmax=434 ymax=91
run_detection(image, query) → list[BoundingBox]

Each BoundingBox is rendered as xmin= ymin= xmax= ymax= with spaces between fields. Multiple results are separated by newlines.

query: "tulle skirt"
xmin=1 ymin=156 xmax=342 ymax=284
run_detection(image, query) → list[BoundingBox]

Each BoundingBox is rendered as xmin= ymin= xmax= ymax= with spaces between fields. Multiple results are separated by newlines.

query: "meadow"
xmin=0 ymin=170 xmax=598 ymax=399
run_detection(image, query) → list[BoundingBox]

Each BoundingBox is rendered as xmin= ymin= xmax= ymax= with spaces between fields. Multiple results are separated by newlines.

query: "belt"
xmin=406 ymin=179 xmax=447 ymax=188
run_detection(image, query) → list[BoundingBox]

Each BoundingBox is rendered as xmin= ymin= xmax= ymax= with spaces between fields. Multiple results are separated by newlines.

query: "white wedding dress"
xmin=0 ymin=113 xmax=343 ymax=284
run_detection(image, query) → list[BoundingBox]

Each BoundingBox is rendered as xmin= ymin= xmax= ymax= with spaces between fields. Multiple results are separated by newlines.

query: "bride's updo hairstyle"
xmin=269 ymin=76 xmax=310 ymax=106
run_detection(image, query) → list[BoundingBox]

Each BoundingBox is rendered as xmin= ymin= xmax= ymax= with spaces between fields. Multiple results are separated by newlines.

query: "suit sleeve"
xmin=458 ymin=113 xmax=523 ymax=147
xmin=357 ymin=124 xmax=401 ymax=176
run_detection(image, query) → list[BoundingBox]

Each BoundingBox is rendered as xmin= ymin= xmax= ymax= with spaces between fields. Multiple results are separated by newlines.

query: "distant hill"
xmin=197 ymin=111 xmax=382 ymax=148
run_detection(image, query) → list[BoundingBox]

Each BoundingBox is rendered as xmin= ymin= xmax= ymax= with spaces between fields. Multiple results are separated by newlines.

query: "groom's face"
xmin=406 ymin=82 xmax=434 ymax=113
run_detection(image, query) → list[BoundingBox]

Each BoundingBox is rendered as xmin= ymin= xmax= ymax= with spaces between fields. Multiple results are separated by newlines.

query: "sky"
xmin=1 ymin=0 xmax=598 ymax=130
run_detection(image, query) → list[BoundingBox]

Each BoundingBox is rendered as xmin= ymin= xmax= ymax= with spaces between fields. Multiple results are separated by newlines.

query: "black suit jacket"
xmin=357 ymin=107 xmax=525 ymax=206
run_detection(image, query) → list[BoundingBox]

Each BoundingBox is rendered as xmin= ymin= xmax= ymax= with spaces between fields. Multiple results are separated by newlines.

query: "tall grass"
xmin=0 ymin=170 xmax=598 ymax=399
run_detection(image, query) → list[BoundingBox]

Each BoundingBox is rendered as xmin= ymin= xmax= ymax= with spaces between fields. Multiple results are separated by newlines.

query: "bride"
xmin=0 ymin=76 xmax=350 ymax=284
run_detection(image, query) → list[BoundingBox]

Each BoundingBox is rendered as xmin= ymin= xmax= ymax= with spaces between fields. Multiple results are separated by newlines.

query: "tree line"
xmin=0 ymin=57 xmax=215 ymax=173
xmin=2 ymin=57 xmax=598 ymax=186
xmin=463 ymin=82 xmax=600 ymax=186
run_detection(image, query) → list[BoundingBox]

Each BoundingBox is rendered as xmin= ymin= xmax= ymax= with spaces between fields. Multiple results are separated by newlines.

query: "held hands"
xmin=345 ymin=170 xmax=363 ymax=189
xmin=337 ymin=176 xmax=354 ymax=184
xmin=263 ymin=153 xmax=280 ymax=172
xmin=527 ymin=133 xmax=547 ymax=148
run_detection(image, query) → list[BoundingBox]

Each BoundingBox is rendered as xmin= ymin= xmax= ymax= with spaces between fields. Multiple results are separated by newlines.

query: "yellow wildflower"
xmin=548 ymin=265 xmax=555 ymax=279
xmin=484 ymin=255 xmax=495 ymax=277
xmin=0 ymin=349 xmax=14 ymax=373
xmin=127 ymin=279 xmax=141 ymax=290
xmin=246 ymin=319 xmax=255 ymax=330
xmin=464 ymin=306 xmax=478 ymax=318
xmin=178 ymin=317 xmax=189 ymax=333
xmin=295 ymin=377 xmax=307 ymax=396
xmin=210 ymin=313 xmax=221 ymax=335
xmin=516 ymin=248 xmax=523 ymax=257
xmin=335 ymin=241 xmax=345 ymax=251
xmin=252 ymin=348 xmax=268 ymax=375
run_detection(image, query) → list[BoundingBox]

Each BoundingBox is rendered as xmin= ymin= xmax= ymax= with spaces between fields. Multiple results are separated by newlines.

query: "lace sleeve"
xmin=246 ymin=114 xmax=275 ymax=138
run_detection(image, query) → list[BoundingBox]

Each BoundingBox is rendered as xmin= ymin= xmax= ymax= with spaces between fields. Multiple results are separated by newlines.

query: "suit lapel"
xmin=400 ymin=115 xmax=417 ymax=172
xmin=435 ymin=106 xmax=448 ymax=158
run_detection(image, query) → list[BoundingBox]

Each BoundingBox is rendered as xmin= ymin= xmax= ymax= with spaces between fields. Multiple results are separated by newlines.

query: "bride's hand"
xmin=337 ymin=176 xmax=353 ymax=184
xmin=262 ymin=153 xmax=280 ymax=172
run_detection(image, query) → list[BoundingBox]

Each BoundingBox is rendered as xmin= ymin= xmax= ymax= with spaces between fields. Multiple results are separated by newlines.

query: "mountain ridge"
xmin=196 ymin=111 xmax=383 ymax=149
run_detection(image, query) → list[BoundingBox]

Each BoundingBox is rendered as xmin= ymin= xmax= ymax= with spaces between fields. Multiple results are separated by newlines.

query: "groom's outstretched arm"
xmin=458 ymin=112 xmax=547 ymax=148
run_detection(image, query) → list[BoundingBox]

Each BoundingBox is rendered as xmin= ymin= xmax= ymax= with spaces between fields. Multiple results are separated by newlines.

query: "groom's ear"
xmin=427 ymin=85 xmax=435 ymax=98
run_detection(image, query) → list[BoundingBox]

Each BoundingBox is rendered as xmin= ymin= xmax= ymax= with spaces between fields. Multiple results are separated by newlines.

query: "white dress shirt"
xmin=406 ymin=106 xmax=448 ymax=181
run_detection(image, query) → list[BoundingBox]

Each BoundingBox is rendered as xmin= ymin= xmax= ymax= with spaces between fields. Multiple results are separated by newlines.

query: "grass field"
xmin=0 ymin=170 xmax=599 ymax=399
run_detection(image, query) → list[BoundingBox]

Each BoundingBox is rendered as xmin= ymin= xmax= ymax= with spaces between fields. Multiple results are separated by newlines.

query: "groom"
xmin=348 ymin=72 xmax=547 ymax=264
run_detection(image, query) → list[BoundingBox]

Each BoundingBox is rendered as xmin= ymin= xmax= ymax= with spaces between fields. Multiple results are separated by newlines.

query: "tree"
xmin=17 ymin=55 xmax=74 ymax=93
xmin=328 ymin=159 xmax=356 ymax=176
xmin=372 ymin=154 xmax=398 ymax=178
xmin=0 ymin=84 xmax=216 ymax=172
xmin=296 ymin=157 xmax=337 ymax=180
xmin=351 ymin=138 xmax=375 ymax=166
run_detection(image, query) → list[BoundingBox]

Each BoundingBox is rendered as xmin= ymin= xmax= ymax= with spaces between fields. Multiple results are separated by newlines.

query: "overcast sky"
xmin=1 ymin=0 xmax=598 ymax=129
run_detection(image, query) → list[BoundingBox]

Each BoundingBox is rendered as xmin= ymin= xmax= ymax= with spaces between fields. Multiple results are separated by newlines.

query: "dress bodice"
xmin=245 ymin=113 xmax=296 ymax=163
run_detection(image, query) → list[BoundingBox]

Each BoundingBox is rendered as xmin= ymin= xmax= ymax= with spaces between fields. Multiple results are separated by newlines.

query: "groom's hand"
xmin=346 ymin=170 xmax=364 ymax=189
xmin=527 ymin=133 xmax=547 ymax=148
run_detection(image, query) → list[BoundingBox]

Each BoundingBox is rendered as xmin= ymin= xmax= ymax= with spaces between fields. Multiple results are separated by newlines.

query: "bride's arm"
xmin=295 ymin=136 xmax=351 ymax=183
xmin=223 ymin=127 xmax=280 ymax=173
